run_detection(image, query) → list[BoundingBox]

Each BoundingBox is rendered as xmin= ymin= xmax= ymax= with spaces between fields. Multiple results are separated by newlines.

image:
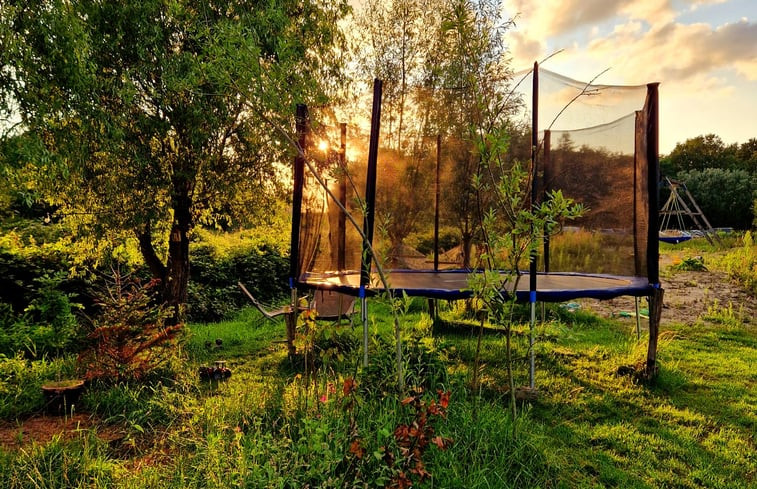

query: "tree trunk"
xmin=461 ymin=231 xmax=473 ymax=268
xmin=136 ymin=179 xmax=192 ymax=326
xmin=163 ymin=180 xmax=193 ymax=324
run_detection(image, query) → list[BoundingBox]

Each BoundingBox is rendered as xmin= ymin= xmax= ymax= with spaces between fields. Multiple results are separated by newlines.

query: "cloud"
xmin=504 ymin=0 xmax=675 ymax=38
xmin=584 ymin=19 xmax=757 ymax=82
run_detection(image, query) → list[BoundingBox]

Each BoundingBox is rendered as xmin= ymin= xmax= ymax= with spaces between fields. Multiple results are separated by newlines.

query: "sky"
xmin=501 ymin=0 xmax=757 ymax=153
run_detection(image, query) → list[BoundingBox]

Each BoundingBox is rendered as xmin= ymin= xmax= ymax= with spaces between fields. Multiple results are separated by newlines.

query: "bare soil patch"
xmin=579 ymin=267 xmax=756 ymax=327
xmin=0 ymin=413 xmax=124 ymax=451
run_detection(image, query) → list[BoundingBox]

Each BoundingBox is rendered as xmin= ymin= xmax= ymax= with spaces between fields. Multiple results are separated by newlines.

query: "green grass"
xmin=0 ymin=299 xmax=754 ymax=488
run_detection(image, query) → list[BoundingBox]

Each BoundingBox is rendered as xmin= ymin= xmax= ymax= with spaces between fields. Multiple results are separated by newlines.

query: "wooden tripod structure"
xmin=659 ymin=177 xmax=722 ymax=246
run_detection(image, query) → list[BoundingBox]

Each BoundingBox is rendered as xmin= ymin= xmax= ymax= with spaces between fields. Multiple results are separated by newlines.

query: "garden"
xmin=1 ymin=1 xmax=755 ymax=487
xmin=0 ymin=227 xmax=754 ymax=488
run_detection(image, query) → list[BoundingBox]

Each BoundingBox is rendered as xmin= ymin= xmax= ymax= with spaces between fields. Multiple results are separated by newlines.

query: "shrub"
xmin=360 ymin=336 xmax=448 ymax=396
xmin=676 ymin=168 xmax=756 ymax=229
xmin=0 ymin=354 xmax=77 ymax=419
xmin=407 ymin=226 xmax=462 ymax=255
xmin=188 ymin=243 xmax=288 ymax=322
xmin=0 ymin=273 xmax=82 ymax=358
xmin=716 ymin=231 xmax=757 ymax=295
xmin=78 ymin=275 xmax=183 ymax=383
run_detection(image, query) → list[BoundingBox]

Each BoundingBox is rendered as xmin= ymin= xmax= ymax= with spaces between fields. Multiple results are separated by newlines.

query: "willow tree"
xmin=0 ymin=0 xmax=348 ymax=319
xmin=431 ymin=0 xmax=516 ymax=267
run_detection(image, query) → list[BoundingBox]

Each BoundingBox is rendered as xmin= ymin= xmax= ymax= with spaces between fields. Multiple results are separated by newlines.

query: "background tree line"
xmin=661 ymin=134 xmax=757 ymax=229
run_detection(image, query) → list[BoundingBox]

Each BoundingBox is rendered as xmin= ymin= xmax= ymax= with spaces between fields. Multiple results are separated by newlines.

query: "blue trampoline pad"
xmin=299 ymin=269 xmax=655 ymax=302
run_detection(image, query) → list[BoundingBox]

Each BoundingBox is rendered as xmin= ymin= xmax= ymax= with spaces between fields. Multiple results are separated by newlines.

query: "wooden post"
xmin=645 ymin=287 xmax=664 ymax=378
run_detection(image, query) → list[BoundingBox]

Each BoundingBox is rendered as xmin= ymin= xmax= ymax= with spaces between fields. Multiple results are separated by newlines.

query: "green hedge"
xmin=187 ymin=244 xmax=289 ymax=322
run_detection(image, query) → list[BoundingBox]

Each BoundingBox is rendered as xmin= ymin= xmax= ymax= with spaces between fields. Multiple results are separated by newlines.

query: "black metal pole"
xmin=289 ymin=104 xmax=308 ymax=285
xmin=529 ymin=61 xmax=539 ymax=389
xmin=543 ymin=129 xmax=551 ymax=274
xmin=434 ymin=134 xmax=441 ymax=272
xmin=338 ymin=122 xmax=347 ymax=271
xmin=646 ymin=83 xmax=660 ymax=285
xmin=529 ymin=62 xmax=539 ymax=294
xmin=361 ymin=79 xmax=382 ymax=288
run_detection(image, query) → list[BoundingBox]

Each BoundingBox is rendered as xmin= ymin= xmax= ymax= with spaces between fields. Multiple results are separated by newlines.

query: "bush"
xmin=360 ymin=336 xmax=448 ymax=396
xmin=0 ymin=273 xmax=82 ymax=358
xmin=407 ymin=226 xmax=461 ymax=256
xmin=676 ymin=168 xmax=756 ymax=229
xmin=78 ymin=275 xmax=184 ymax=383
xmin=188 ymin=243 xmax=288 ymax=322
xmin=0 ymin=354 xmax=77 ymax=419
xmin=716 ymin=231 xmax=757 ymax=295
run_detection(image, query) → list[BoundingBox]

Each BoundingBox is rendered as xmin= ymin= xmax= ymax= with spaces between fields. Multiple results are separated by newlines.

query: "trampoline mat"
xmin=299 ymin=269 xmax=654 ymax=302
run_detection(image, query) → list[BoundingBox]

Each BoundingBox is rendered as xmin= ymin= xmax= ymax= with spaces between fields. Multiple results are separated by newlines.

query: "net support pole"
xmin=361 ymin=79 xmax=383 ymax=367
xmin=644 ymin=82 xmax=664 ymax=379
xmin=541 ymin=129 xmax=551 ymax=323
xmin=646 ymin=83 xmax=660 ymax=286
xmin=543 ymin=130 xmax=551 ymax=274
xmin=434 ymin=134 xmax=441 ymax=272
xmin=287 ymin=104 xmax=308 ymax=359
xmin=361 ymin=294 xmax=368 ymax=367
xmin=529 ymin=61 xmax=539 ymax=389
xmin=338 ymin=123 xmax=347 ymax=271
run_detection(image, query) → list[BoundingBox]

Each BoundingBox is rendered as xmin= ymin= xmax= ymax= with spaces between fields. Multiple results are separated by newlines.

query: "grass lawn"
xmin=0 ymin=240 xmax=755 ymax=488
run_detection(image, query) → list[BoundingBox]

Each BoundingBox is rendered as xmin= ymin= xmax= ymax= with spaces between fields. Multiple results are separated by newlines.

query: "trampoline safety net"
xmin=294 ymin=67 xmax=659 ymax=298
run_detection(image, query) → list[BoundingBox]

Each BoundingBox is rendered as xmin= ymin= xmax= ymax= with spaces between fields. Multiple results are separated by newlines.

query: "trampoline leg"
xmin=645 ymin=288 xmax=664 ymax=378
xmin=634 ymin=297 xmax=641 ymax=340
xmin=362 ymin=297 xmax=368 ymax=367
xmin=529 ymin=301 xmax=536 ymax=389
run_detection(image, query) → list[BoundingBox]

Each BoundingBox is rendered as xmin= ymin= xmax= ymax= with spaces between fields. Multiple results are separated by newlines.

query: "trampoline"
xmin=301 ymin=270 xmax=654 ymax=302
xmin=284 ymin=64 xmax=664 ymax=382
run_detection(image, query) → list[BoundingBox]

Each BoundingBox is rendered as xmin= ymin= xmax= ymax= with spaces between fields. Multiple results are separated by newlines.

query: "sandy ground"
xmin=578 ymin=259 xmax=756 ymax=328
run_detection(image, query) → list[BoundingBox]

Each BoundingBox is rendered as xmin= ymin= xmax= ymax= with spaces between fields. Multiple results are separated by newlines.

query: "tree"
xmin=430 ymin=0 xmax=515 ymax=267
xmin=354 ymin=0 xmax=436 ymax=152
xmin=0 ymin=0 xmax=348 ymax=320
xmin=676 ymin=168 xmax=756 ymax=229
xmin=736 ymin=138 xmax=757 ymax=171
xmin=665 ymin=134 xmax=739 ymax=174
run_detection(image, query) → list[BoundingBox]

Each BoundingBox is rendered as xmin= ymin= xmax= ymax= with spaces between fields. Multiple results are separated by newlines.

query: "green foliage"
xmin=407 ymin=226 xmax=461 ymax=255
xmin=671 ymin=255 xmax=708 ymax=272
xmin=188 ymin=243 xmax=288 ymax=322
xmin=80 ymin=381 xmax=180 ymax=435
xmin=361 ymin=336 xmax=449 ymax=396
xmin=0 ymin=273 xmax=82 ymax=358
xmin=0 ymin=0 xmax=349 ymax=315
xmin=3 ymin=297 xmax=755 ymax=487
xmin=714 ymin=231 xmax=757 ymax=294
xmin=0 ymin=354 xmax=76 ymax=419
xmin=676 ymin=168 xmax=756 ymax=229
xmin=0 ymin=433 xmax=116 ymax=489
xmin=665 ymin=134 xmax=742 ymax=173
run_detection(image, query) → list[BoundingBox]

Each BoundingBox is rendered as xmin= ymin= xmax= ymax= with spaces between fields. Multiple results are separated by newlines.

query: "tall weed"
xmin=715 ymin=231 xmax=757 ymax=294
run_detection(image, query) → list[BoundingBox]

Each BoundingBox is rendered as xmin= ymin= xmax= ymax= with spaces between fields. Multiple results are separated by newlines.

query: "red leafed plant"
xmin=78 ymin=273 xmax=183 ymax=382
xmin=387 ymin=389 xmax=453 ymax=487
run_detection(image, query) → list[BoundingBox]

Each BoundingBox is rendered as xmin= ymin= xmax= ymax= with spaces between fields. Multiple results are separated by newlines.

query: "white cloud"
xmin=502 ymin=0 xmax=757 ymax=151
